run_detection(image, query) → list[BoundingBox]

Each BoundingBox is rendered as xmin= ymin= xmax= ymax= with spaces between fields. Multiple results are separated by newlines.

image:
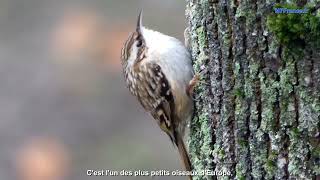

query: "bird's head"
xmin=121 ymin=10 xmax=147 ymax=69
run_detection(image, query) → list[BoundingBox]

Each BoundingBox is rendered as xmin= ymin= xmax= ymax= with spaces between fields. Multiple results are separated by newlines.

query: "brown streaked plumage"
xmin=121 ymin=11 xmax=194 ymax=180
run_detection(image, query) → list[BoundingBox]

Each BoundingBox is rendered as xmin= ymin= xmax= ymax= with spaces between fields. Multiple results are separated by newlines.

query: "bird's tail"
xmin=175 ymin=133 xmax=193 ymax=180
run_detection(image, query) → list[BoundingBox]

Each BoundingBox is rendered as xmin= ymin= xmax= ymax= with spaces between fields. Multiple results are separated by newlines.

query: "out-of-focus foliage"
xmin=0 ymin=0 xmax=187 ymax=180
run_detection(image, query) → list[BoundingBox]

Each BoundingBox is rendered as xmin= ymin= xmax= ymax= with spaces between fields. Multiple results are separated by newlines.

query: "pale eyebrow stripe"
xmin=122 ymin=32 xmax=135 ymax=60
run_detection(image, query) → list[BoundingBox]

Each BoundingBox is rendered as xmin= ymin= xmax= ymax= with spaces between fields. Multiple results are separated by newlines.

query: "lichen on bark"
xmin=186 ymin=0 xmax=320 ymax=179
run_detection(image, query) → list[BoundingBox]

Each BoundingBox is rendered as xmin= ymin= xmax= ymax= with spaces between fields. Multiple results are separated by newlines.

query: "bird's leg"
xmin=186 ymin=71 xmax=211 ymax=99
xmin=186 ymin=74 xmax=199 ymax=97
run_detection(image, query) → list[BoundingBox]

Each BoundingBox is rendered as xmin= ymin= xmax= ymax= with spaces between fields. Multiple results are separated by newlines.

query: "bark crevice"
xmin=186 ymin=0 xmax=319 ymax=179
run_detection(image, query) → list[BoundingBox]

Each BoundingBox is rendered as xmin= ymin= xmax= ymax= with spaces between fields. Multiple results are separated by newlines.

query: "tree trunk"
xmin=185 ymin=0 xmax=319 ymax=179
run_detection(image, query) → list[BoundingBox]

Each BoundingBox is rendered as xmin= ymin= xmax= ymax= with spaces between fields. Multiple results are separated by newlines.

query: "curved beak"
xmin=136 ymin=10 xmax=143 ymax=34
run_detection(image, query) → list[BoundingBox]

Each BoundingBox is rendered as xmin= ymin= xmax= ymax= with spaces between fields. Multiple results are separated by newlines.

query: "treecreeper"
xmin=120 ymin=11 xmax=197 ymax=180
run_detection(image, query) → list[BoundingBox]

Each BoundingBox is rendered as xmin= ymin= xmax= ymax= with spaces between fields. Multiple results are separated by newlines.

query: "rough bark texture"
xmin=185 ymin=0 xmax=319 ymax=179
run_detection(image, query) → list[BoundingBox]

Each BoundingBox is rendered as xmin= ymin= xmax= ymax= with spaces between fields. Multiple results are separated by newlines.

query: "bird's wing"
xmin=135 ymin=62 xmax=176 ymax=143
xmin=135 ymin=62 xmax=193 ymax=175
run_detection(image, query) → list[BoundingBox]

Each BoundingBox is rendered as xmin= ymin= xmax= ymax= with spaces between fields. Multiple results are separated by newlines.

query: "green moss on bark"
xmin=267 ymin=3 xmax=320 ymax=48
xmin=186 ymin=1 xmax=214 ymax=179
xmin=186 ymin=0 xmax=319 ymax=179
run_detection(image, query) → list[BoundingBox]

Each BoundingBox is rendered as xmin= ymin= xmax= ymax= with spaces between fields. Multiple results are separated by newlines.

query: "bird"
xmin=120 ymin=11 xmax=195 ymax=180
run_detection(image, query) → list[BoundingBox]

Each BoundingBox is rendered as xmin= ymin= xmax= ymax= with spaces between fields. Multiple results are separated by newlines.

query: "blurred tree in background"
xmin=0 ymin=0 xmax=187 ymax=180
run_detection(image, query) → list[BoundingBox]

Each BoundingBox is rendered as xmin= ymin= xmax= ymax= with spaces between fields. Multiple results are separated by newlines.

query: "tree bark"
xmin=185 ymin=0 xmax=319 ymax=179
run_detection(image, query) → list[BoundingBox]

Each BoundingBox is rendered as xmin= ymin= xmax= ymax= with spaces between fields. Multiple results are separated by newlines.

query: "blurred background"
xmin=0 ymin=0 xmax=187 ymax=179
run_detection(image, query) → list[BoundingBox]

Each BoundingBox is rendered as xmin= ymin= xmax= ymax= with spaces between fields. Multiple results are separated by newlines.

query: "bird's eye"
xmin=136 ymin=40 xmax=142 ymax=47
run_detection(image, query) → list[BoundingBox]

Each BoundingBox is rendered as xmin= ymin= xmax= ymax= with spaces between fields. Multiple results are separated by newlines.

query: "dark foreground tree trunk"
xmin=185 ymin=0 xmax=319 ymax=179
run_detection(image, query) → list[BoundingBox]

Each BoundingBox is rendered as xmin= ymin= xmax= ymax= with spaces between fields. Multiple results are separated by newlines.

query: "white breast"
xmin=141 ymin=27 xmax=194 ymax=125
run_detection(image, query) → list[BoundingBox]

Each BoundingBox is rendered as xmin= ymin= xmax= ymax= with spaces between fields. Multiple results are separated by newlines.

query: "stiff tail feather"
xmin=175 ymin=133 xmax=193 ymax=180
